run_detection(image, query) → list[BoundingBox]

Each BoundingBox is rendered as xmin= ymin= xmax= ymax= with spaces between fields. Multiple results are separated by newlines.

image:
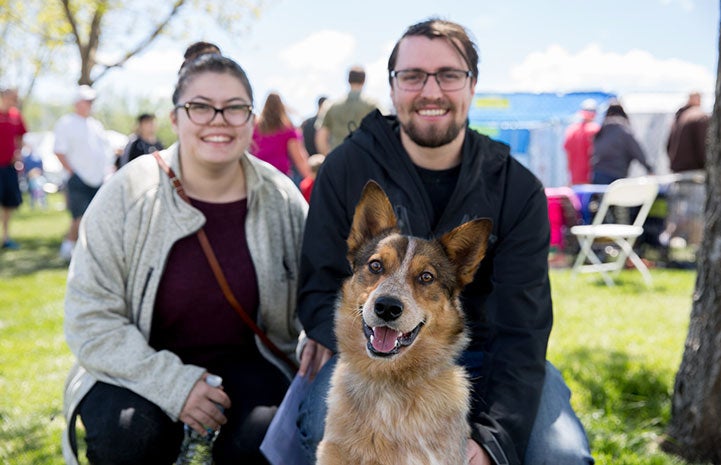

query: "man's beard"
xmin=400 ymin=103 xmax=465 ymax=148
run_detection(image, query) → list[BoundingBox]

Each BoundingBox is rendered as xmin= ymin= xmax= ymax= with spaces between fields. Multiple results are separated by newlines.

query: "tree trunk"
xmin=661 ymin=6 xmax=721 ymax=463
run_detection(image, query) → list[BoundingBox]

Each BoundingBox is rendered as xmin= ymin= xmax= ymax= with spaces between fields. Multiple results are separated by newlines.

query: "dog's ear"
xmin=347 ymin=181 xmax=398 ymax=258
xmin=439 ymin=218 xmax=493 ymax=288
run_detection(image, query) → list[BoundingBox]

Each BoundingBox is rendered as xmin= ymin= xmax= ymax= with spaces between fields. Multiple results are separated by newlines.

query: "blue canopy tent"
xmin=468 ymin=91 xmax=617 ymax=187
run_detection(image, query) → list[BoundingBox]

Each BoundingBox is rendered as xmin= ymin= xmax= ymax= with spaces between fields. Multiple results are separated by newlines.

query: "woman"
xmin=62 ymin=53 xmax=307 ymax=465
xmin=591 ymin=102 xmax=653 ymax=184
xmin=252 ymin=92 xmax=312 ymax=183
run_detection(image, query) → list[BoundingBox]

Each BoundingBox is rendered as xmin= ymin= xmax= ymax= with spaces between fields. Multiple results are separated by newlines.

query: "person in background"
xmin=300 ymin=96 xmax=327 ymax=156
xmin=299 ymin=153 xmax=325 ymax=203
xmin=591 ymin=102 xmax=653 ymax=184
xmin=563 ymin=98 xmax=600 ymax=185
xmin=0 ymin=87 xmax=27 ymax=250
xmin=54 ymin=85 xmax=113 ymax=261
xmin=252 ymin=92 xmax=312 ymax=182
xmin=118 ymin=113 xmax=164 ymax=167
xmin=666 ymin=91 xmax=710 ymax=173
xmin=62 ymin=53 xmax=307 ymax=465
xmin=315 ymin=66 xmax=379 ymax=154
xmin=296 ymin=18 xmax=593 ymax=465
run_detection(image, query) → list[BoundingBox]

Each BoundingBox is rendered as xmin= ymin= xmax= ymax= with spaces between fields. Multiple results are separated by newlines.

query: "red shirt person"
xmin=563 ymin=99 xmax=600 ymax=185
xmin=0 ymin=87 xmax=28 ymax=249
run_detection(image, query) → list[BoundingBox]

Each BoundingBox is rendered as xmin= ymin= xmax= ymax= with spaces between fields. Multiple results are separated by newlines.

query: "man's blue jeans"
xmin=297 ymin=356 xmax=594 ymax=464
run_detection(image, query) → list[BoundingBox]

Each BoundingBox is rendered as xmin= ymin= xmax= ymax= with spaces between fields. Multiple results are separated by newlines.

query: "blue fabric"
xmin=591 ymin=171 xmax=619 ymax=185
xmin=0 ymin=165 xmax=22 ymax=208
xmin=297 ymin=356 xmax=594 ymax=465
xmin=67 ymin=174 xmax=100 ymax=219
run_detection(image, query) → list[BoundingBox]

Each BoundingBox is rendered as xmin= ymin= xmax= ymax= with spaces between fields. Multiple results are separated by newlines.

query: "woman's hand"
xmin=179 ymin=373 xmax=231 ymax=435
xmin=298 ymin=338 xmax=332 ymax=380
xmin=467 ymin=439 xmax=492 ymax=465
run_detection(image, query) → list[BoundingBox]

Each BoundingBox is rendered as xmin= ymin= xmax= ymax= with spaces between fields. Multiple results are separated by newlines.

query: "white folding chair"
xmin=570 ymin=177 xmax=659 ymax=286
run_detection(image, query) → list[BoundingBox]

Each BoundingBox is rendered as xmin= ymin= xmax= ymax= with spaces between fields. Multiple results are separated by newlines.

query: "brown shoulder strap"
xmin=153 ymin=151 xmax=298 ymax=372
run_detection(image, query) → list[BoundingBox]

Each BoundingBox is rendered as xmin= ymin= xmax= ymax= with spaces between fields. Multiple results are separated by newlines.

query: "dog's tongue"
xmin=371 ymin=326 xmax=401 ymax=353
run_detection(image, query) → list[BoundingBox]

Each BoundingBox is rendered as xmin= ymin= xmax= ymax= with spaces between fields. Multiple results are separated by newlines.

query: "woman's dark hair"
xmin=387 ymin=18 xmax=479 ymax=85
xmin=604 ymin=103 xmax=629 ymax=120
xmin=172 ymin=53 xmax=254 ymax=106
xmin=179 ymin=41 xmax=222 ymax=73
xmin=184 ymin=41 xmax=221 ymax=60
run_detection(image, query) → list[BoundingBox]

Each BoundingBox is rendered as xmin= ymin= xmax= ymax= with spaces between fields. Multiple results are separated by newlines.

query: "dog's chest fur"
xmin=321 ymin=362 xmax=471 ymax=465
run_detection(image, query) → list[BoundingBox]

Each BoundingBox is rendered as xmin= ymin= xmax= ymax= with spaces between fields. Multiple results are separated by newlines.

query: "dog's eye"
xmin=368 ymin=260 xmax=383 ymax=274
xmin=418 ymin=271 xmax=435 ymax=284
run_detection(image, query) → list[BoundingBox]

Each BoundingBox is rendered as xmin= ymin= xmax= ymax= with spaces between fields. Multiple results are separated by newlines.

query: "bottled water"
xmin=175 ymin=375 xmax=224 ymax=465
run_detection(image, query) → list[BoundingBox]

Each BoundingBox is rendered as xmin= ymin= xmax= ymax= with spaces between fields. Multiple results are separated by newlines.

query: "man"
xmin=666 ymin=91 xmax=709 ymax=173
xmin=0 ymin=87 xmax=27 ymax=250
xmin=300 ymin=96 xmax=327 ymax=156
xmin=563 ymin=98 xmax=600 ymax=185
xmin=118 ymin=113 xmax=164 ymax=167
xmin=314 ymin=66 xmax=378 ymax=154
xmin=296 ymin=19 xmax=593 ymax=465
xmin=54 ymin=85 xmax=113 ymax=261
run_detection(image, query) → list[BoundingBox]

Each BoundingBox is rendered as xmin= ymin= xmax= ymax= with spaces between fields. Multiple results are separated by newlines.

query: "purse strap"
xmin=152 ymin=151 xmax=298 ymax=372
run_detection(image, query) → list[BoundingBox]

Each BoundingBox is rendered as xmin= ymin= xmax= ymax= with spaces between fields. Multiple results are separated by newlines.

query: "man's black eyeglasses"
xmin=175 ymin=102 xmax=253 ymax=127
xmin=390 ymin=69 xmax=473 ymax=92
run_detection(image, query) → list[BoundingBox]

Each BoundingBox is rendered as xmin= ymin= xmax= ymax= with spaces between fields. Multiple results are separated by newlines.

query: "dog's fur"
xmin=317 ymin=181 xmax=492 ymax=465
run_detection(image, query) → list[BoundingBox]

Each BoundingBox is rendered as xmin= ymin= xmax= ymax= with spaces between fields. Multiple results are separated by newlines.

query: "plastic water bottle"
xmin=175 ymin=375 xmax=224 ymax=465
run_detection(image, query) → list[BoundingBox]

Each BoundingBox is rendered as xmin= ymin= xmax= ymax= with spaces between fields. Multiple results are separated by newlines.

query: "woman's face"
xmin=170 ymin=71 xmax=254 ymax=169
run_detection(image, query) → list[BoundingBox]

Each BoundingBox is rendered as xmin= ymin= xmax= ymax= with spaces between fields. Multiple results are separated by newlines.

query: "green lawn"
xmin=0 ymin=196 xmax=699 ymax=464
xmin=0 ymin=195 xmax=73 ymax=465
xmin=549 ymin=268 xmax=693 ymax=465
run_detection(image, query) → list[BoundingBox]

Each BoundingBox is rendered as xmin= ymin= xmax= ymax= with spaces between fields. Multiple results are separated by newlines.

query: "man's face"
xmin=1 ymin=90 xmax=18 ymax=109
xmin=139 ymin=119 xmax=157 ymax=138
xmin=75 ymin=100 xmax=93 ymax=117
xmin=390 ymin=35 xmax=476 ymax=149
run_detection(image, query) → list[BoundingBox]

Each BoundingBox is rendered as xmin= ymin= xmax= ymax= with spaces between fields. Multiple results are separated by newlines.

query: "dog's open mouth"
xmin=363 ymin=322 xmax=423 ymax=357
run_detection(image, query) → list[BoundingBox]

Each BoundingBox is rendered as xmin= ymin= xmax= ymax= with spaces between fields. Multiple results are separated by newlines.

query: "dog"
xmin=317 ymin=181 xmax=492 ymax=465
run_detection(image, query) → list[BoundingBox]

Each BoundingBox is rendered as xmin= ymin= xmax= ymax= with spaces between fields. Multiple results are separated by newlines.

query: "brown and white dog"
xmin=317 ymin=181 xmax=492 ymax=465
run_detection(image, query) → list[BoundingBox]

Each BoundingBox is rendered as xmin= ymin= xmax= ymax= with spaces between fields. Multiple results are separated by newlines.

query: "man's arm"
xmin=315 ymin=126 xmax=331 ymax=155
xmin=53 ymin=119 xmax=73 ymax=175
xmin=55 ymin=153 xmax=73 ymax=175
xmin=296 ymin=153 xmax=353 ymax=360
xmin=469 ymin=173 xmax=553 ymax=465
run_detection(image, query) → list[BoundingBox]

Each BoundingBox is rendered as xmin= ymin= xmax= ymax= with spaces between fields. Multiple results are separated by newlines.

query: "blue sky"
xmin=38 ymin=0 xmax=719 ymax=122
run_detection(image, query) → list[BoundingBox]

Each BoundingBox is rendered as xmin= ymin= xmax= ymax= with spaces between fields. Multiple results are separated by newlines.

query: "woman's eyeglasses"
xmin=175 ymin=102 xmax=253 ymax=127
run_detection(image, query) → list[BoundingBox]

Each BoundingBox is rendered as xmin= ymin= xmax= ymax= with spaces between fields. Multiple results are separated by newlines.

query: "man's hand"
xmin=179 ymin=373 xmax=231 ymax=436
xmin=298 ymin=338 xmax=332 ymax=380
xmin=467 ymin=439 xmax=492 ymax=465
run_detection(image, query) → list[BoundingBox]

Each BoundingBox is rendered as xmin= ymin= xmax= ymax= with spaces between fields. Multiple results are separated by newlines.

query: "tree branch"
xmin=92 ymin=0 xmax=186 ymax=82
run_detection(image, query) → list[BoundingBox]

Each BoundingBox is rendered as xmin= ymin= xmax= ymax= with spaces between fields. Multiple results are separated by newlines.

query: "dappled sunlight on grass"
xmin=550 ymin=268 xmax=695 ymax=465
xmin=1 ymin=195 xmax=72 ymax=465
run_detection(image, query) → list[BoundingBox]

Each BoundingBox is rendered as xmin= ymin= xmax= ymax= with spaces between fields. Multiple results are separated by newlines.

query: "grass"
xmin=0 ymin=195 xmax=73 ymax=465
xmin=0 ymin=195 xmax=700 ymax=464
xmin=549 ymin=268 xmax=694 ymax=465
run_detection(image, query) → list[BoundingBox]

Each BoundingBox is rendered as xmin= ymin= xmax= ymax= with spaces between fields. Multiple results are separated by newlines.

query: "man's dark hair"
xmin=348 ymin=67 xmax=366 ymax=85
xmin=387 ymin=18 xmax=479 ymax=85
xmin=137 ymin=113 xmax=155 ymax=124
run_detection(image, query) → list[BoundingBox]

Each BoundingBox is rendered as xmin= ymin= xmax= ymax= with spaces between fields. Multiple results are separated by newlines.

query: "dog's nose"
xmin=374 ymin=296 xmax=403 ymax=321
